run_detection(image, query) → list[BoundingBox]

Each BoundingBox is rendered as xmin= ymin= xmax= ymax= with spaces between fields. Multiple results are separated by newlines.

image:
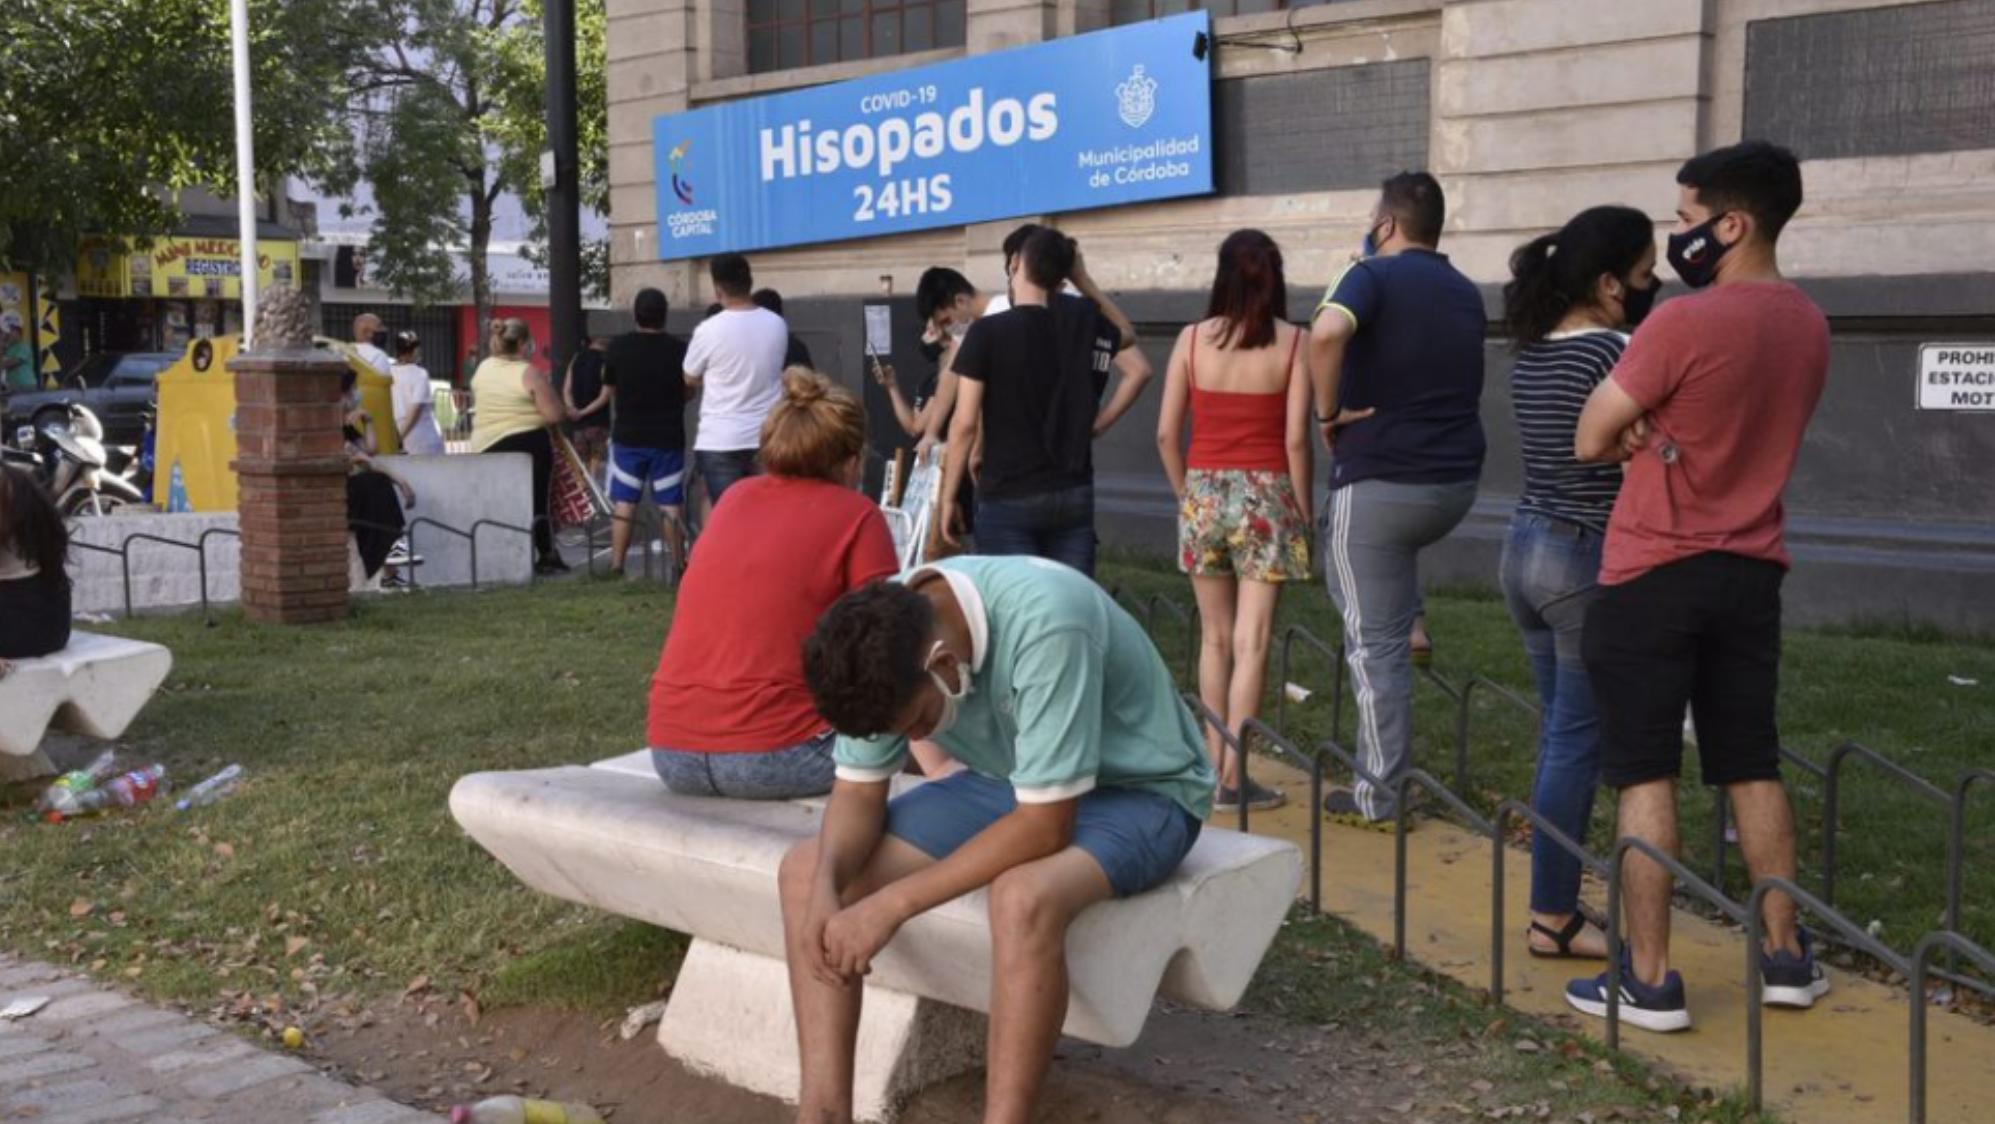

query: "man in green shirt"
xmin=1 ymin=320 xmax=38 ymax=393
xmin=785 ymin=555 xmax=1215 ymax=1124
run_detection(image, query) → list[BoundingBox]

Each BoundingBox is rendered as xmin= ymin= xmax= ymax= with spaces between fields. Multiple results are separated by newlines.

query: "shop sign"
xmin=652 ymin=12 xmax=1213 ymax=259
xmin=74 ymin=236 xmax=301 ymax=301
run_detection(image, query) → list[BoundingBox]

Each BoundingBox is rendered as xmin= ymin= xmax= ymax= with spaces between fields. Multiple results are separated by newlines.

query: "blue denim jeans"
xmin=1499 ymin=512 xmax=1605 ymax=915
xmin=649 ymin=731 xmax=835 ymax=800
xmin=694 ymin=449 xmax=760 ymax=507
xmin=974 ymin=483 xmax=1096 ymax=576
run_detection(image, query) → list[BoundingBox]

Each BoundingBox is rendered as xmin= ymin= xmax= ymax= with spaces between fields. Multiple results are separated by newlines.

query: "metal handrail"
xmin=405 ymin=516 xmax=474 ymax=589
xmin=1275 ymin=624 xmax=1344 ymax=744
xmin=1602 ymin=836 xmax=1749 ymax=1052
xmin=1144 ymin=593 xmax=1199 ymax=684
xmin=1242 ymin=717 xmax=1327 ymax=912
xmin=1910 ymin=931 xmax=1995 ymax=1123
xmin=1455 ymin=673 xmax=1541 ymax=796
xmin=1743 ymin=876 xmax=1910 ymax=1110
xmin=1822 ymin=740 xmax=1952 ymax=911
xmin=1489 ymin=798 xmax=1610 ymax=1004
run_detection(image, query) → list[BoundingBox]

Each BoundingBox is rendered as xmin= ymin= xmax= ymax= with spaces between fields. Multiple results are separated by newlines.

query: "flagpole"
xmin=230 ymin=0 xmax=258 ymax=347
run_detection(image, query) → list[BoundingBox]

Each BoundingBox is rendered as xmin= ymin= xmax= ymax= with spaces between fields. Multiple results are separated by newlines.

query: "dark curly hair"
xmin=803 ymin=582 xmax=934 ymax=737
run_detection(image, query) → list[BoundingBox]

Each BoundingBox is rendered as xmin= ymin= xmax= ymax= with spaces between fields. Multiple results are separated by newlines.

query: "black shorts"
xmin=1582 ymin=552 xmax=1785 ymax=789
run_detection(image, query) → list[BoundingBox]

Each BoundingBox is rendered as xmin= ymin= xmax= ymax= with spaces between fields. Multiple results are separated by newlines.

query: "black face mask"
xmin=1666 ymin=213 xmax=1732 ymax=289
xmin=918 ymin=339 xmax=946 ymax=365
xmin=1621 ymin=278 xmax=1662 ymax=327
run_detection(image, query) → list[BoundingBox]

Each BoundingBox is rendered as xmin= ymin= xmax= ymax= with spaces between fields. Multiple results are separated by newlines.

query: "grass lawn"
xmin=1 ymin=564 xmax=1985 ymax=1119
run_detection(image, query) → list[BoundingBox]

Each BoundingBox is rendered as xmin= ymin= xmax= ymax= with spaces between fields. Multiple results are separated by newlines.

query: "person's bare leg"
xmin=1228 ymin=579 xmax=1281 ymax=773
xmin=610 ymin=501 xmax=637 ymax=572
xmin=907 ymin=739 xmax=961 ymax=778
xmin=1188 ymin=575 xmax=1238 ymax=788
xmin=1728 ymin=779 xmax=1802 ymax=955
xmin=983 ymin=848 xmax=1116 ymax=1124
xmin=1616 ymin=779 xmax=1679 ymax=987
xmin=660 ymin=505 xmax=687 ymax=575
xmin=779 ymin=835 xmax=936 ymax=1123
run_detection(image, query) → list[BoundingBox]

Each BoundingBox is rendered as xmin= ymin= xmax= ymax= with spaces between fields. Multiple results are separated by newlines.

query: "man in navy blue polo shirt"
xmin=1308 ymin=171 xmax=1487 ymax=827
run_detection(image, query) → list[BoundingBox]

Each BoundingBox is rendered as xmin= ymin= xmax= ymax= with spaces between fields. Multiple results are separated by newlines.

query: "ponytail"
xmin=1502 ymin=205 xmax=1655 ymax=348
xmin=1502 ymin=233 xmax=1566 ymax=348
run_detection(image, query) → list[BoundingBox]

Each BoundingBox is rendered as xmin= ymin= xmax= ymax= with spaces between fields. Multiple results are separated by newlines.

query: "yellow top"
xmin=469 ymin=357 xmax=545 ymax=452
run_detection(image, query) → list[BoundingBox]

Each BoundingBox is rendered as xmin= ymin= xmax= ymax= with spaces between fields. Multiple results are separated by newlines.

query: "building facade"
xmin=603 ymin=0 xmax=1995 ymax=630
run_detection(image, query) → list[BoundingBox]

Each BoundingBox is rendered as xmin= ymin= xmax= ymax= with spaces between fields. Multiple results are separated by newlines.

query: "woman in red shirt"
xmin=648 ymin=369 xmax=899 ymax=798
xmin=1155 ymin=229 xmax=1314 ymax=816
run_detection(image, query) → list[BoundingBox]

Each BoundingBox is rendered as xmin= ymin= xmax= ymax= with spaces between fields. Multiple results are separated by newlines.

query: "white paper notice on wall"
xmin=864 ymin=305 xmax=892 ymax=357
xmin=1918 ymin=344 xmax=1995 ymax=411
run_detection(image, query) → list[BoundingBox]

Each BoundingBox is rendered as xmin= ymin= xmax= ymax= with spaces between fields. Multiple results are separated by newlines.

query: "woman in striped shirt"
xmin=1501 ymin=205 xmax=1658 ymax=960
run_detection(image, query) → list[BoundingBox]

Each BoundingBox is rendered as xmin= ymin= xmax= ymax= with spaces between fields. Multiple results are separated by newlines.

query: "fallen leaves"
xmin=68 ymin=899 xmax=94 ymax=919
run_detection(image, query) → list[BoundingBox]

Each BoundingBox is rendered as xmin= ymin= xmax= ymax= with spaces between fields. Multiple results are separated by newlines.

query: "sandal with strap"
xmin=1528 ymin=912 xmax=1606 ymax=960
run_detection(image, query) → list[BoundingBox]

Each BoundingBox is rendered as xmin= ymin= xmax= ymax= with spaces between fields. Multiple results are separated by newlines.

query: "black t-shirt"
xmin=563 ymin=348 xmax=607 ymax=433
xmin=603 ymin=331 xmax=689 ymax=450
xmin=784 ymin=334 xmax=814 ymax=371
xmin=950 ymin=294 xmax=1120 ymax=501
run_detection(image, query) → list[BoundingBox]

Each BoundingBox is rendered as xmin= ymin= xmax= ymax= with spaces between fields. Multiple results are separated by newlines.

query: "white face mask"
xmin=924 ymin=640 xmax=972 ymax=737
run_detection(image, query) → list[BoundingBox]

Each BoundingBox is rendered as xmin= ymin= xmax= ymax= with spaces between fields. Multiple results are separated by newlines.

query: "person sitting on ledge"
xmin=0 ymin=465 xmax=71 ymax=676
xmin=782 ymin=554 xmax=1216 ymax=1124
xmin=645 ymin=369 xmax=899 ymax=799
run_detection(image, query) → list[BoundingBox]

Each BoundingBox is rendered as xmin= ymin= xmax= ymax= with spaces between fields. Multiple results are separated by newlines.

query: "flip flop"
xmin=1527 ymin=912 xmax=1605 ymax=960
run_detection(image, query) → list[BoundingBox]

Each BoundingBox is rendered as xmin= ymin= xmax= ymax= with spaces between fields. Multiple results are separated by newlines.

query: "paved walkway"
xmin=1242 ymin=759 xmax=1995 ymax=1124
xmin=0 ymin=955 xmax=434 ymax=1124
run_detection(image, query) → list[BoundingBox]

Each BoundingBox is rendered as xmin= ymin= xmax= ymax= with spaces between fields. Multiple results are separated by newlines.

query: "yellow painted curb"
xmin=1227 ymin=761 xmax=1992 ymax=1124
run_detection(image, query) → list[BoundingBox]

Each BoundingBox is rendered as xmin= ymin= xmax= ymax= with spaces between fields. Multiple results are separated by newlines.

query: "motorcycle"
xmin=25 ymin=403 xmax=147 ymax=517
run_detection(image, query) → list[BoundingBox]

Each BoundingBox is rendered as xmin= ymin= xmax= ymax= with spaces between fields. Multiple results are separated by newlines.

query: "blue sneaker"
xmin=1565 ymin=953 xmax=1692 ymax=1033
xmin=1760 ymin=929 xmax=1831 ymax=1009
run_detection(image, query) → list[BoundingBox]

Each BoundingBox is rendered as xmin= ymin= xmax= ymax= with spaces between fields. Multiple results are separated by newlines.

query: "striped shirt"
xmin=1510 ymin=330 xmax=1628 ymax=534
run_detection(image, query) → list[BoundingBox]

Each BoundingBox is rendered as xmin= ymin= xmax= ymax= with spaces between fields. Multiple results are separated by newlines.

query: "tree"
xmin=489 ymin=0 xmax=611 ymax=303
xmin=0 ymin=0 xmax=358 ymax=275
xmin=335 ymin=0 xmax=608 ymax=340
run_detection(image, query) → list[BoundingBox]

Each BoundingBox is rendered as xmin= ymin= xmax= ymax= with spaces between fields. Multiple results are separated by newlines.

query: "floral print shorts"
xmin=1178 ymin=469 xmax=1312 ymax=582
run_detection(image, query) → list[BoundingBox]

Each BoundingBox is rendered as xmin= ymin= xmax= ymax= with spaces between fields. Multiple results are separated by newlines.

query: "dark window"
xmin=1110 ymin=0 xmax=1349 ymax=24
xmin=1214 ymin=59 xmax=1430 ymax=197
xmin=748 ymin=0 xmax=965 ymax=73
xmin=1745 ymin=0 xmax=1995 ymax=160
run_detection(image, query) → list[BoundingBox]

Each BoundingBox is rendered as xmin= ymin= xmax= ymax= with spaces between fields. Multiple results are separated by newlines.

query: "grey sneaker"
xmin=1213 ymin=778 xmax=1285 ymax=815
xmin=1322 ymin=787 xmax=1405 ymax=832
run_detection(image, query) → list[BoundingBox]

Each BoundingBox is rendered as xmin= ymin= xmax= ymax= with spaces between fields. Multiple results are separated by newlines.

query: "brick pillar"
xmin=228 ymin=351 xmax=351 ymax=624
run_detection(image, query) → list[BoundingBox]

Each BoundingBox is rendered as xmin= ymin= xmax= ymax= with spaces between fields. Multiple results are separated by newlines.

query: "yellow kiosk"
xmin=152 ymin=336 xmax=400 ymax=512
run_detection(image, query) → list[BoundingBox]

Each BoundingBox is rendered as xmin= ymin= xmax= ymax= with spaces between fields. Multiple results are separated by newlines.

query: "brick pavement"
xmin=0 ymin=954 xmax=435 ymax=1123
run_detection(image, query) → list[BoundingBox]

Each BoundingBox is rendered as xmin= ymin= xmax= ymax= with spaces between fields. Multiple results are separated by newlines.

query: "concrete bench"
xmin=450 ymin=751 xmax=1302 ymax=1122
xmin=0 ymin=632 xmax=174 ymax=782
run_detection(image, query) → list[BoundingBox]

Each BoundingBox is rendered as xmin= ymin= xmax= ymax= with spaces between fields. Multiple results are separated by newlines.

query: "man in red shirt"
xmin=1567 ymin=141 xmax=1829 ymax=1033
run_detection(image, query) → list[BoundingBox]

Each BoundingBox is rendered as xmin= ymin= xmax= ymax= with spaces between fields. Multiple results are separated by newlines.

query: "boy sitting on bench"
xmin=784 ymin=555 xmax=1216 ymax=1124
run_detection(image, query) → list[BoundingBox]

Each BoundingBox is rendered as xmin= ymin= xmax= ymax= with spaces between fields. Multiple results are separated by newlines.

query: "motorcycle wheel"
xmin=61 ymin=490 xmax=134 ymax=518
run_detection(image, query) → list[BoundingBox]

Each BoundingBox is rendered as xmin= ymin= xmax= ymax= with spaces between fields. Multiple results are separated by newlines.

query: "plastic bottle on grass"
xmin=103 ymin=765 xmax=168 ymax=808
xmin=42 ymin=765 xmax=168 ymax=823
xmin=36 ymin=750 xmax=120 ymax=816
xmin=450 ymin=1096 xmax=606 ymax=1124
xmin=176 ymin=764 xmax=245 ymax=811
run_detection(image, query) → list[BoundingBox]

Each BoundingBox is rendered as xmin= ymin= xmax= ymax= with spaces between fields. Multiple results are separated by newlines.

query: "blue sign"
xmin=652 ymin=13 xmax=1214 ymax=259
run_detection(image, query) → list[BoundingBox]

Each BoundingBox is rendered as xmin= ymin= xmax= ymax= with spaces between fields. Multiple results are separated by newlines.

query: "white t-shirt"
xmin=389 ymin=362 xmax=446 ymax=455
xmin=684 ymin=306 xmax=788 ymax=452
xmin=352 ymin=342 xmax=394 ymax=377
xmin=981 ymin=282 xmax=1078 ymax=318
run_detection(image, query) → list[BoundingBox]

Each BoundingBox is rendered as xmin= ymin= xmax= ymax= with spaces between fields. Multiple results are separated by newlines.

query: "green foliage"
xmin=0 ymin=0 xmax=357 ymax=274
xmin=489 ymin=0 xmax=611 ymax=302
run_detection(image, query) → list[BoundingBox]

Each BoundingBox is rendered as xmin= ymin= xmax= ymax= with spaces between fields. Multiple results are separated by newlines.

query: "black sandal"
xmin=1527 ymin=912 xmax=1604 ymax=959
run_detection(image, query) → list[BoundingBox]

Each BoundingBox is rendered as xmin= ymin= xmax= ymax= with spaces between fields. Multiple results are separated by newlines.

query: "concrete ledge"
xmin=451 ymin=754 xmax=1302 ymax=1120
xmin=0 ymin=632 xmax=172 ymax=775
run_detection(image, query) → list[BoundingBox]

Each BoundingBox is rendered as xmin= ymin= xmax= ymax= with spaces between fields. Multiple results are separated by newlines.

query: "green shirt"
xmin=2 ymin=342 xmax=36 ymax=392
xmin=833 ymin=556 xmax=1216 ymax=819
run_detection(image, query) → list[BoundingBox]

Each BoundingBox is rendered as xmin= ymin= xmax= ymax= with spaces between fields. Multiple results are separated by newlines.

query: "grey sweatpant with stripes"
xmin=1323 ymin=478 xmax=1479 ymax=820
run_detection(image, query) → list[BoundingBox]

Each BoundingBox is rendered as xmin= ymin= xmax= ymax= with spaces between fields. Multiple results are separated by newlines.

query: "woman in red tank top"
xmin=1156 ymin=230 xmax=1314 ymax=816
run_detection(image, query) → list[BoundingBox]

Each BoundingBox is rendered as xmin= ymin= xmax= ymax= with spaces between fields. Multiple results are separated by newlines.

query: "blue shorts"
xmin=609 ymin=443 xmax=686 ymax=506
xmin=885 ymin=771 xmax=1201 ymax=898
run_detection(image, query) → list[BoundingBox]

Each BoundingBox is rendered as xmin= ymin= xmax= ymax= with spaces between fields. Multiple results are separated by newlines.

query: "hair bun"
xmin=782 ymin=367 xmax=827 ymax=404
